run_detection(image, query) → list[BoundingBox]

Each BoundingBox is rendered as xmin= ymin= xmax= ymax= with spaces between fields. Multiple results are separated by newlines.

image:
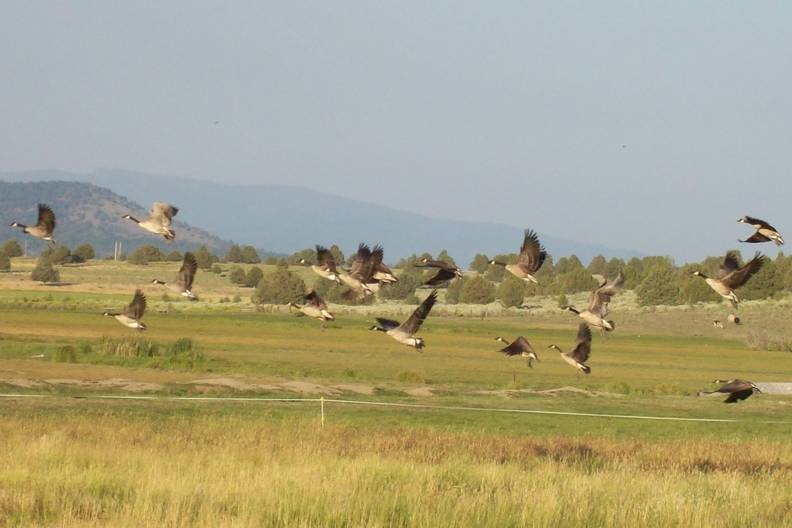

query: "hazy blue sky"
xmin=1 ymin=2 xmax=790 ymax=261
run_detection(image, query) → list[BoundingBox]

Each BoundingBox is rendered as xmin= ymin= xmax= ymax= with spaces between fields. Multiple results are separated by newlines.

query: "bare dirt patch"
xmin=404 ymin=387 xmax=434 ymax=397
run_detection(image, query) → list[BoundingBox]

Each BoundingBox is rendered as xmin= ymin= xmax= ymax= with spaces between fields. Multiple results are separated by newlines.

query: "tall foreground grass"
xmin=0 ymin=403 xmax=789 ymax=527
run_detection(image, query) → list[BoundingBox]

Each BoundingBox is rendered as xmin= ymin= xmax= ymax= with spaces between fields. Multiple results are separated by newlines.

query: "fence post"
xmin=320 ymin=396 xmax=325 ymax=427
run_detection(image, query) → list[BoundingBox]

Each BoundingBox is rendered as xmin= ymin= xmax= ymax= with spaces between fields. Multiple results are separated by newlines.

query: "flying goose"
xmin=548 ymin=323 xmax=592 ymax=374
xmin=123 ymin=202 xmax=179 ymax=241
xmin=495 ymin=336 xmax=539 ymax=368
xmin=302 ymin=245 xmax=342 ymax=283
xmin=339 ymin=244 xmax=377 ymax=299
xmin=9 ymin=204 xmax=56 ymax=244
xmin=288 ymin=290 xmax=335 ymax=327
xmin=692 ymin=252 xmax=765 ymax=307
xmin=370 ymin=245 xmax=398 ymax=286
xmin=104 ymin=289 xmax=147 ymax=331
xmin=415 ymin=257 xmax=463 ymax=286
xmin=698 ymin=379 xmax=761 ymax=403
xmin=738 ymin=216 xmax=784 ymax=246
xmin=369 ymin=290 xmax=438 ymax=350
xmin=564 ymin=272 xmax=624 ymax=332
xmin=151 ymin=252 xmax=198 ymax=300
xmin=489 ymin=229 xmax=546 ymax=283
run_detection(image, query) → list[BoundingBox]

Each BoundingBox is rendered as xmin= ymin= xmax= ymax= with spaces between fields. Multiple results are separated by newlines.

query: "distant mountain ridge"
xmin=0 ymin=180 xmax=232 ymax=256
xmin=1 ymin=169 xmax=642 ymax=264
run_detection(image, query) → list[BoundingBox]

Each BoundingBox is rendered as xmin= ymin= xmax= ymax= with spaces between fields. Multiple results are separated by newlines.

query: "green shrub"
xmin=194 ymin=246 xmax=219 ymax=269
xmin=0 ymin=251 xmax=9 ymax=272
xmin=557 ymin=293 xmax=569 ymax=309
xmin=378 ymin=270 xmax=422 ymax=300
xmin=240 ymin=245 xmax=261 ymax=264
xmin=245 ymin=266 xmax=264 ymax=288
xmin=2 ymin=239 xmax=23 ymax=257
xmin=496 ymin=274 xmax=526 ymax=308
xmin=445 ymin=277 xmax=464 ymax=304
xmin=469 ymin=254 xmax=490 ymax=273
xmin=461 ymin=276 xmax=496 ymax=304
xmin=253 ymin=268 xmax=306 ymax=304
xmin=229 ymin=266 xmax=246 ymax=285
xmin=166 ymin=250 xmax=183 ymax=262
xmin=31 ymin=255 xmax=60 ymax=283
xmin=128 ymin=245 xmax=163 ymax=265
xmin=72 ymin=244 xmax=95 ymax=262
xmin=636 ymin=264 xmax=680 ymax=306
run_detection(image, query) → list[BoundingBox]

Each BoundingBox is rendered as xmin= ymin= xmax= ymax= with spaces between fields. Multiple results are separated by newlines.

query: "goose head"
xmin=489 ymin=259 xmax=505 ymax=267
xmin=563 ymin=306 xmax=580 ymax=314
xmin=413 ymin=337 xmax=425 ymax=350
xmin=737 ymin=216 xmax=748 ymax=223
xmin=494 ymin=336 xmax=508 ymax=343
xmin=151 ymin=279 xmax=166 ymax=285
xmin=547 ymin=344 xmax=563 ymax=353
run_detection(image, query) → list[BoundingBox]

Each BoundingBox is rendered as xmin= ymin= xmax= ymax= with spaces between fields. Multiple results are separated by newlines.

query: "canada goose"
xmin=495 ymin=336 xmax=539 ymax=368
xmin=415 ymin=257 xmax=463 ymax=286
xmin=369 ymin=290 xmax=438 ymax=350
xmin=9 ymin=204 xmax=56 ymax=244
xmin=489 ymin=229 xmax=546 ymax=283
xmin=712 ymin=320 xmax=724 ymax=329
xmin=123 ymin=202 xmax=179 ymax=241
xmin=288 ymin=290 xmax=335 ymax=327
xmin=692 ymin=252 xmax=765 ymax=307
xmin=104 ymin=290 xmax=147 ymax=331
xmin=698 ymin=379 xmax=761 ymax=403
xmin=151 ymin=252 xmax=198 ymax=300
xmin=339 ymin=244 xmax=377 ymax=299
xmin=564 ymin=272 xmax=624 ymax=332
xmin=548 ymin=323 xmax=592 ymax=375
xmin=370 ymin=245 xmax=398 ymax=285
xmin=738 ymin=216 xmax=784 ymax=246
xmin=302 ymin=245 xmax=341 ymax=284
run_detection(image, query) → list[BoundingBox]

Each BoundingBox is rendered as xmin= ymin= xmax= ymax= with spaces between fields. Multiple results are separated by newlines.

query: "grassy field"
xmin=0 ymin=258 xmax=791 ymax=526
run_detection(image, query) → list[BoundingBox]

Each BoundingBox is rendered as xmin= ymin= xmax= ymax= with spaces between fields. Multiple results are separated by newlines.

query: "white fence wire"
xmin=1 ymin=393 xmax=789 ymax=425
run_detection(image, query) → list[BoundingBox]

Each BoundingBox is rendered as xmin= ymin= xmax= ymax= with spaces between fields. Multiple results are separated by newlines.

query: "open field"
xmin=0 ymin=258 xmax=791 ymax=526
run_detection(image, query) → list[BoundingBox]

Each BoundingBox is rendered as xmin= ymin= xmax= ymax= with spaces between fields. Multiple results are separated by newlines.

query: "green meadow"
xmin=0 ymin=259 xmax=790 ymax=526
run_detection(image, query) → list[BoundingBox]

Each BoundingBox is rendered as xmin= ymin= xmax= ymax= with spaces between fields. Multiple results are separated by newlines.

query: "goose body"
xmin=288 ymin=290 xmax=335 ymax=324
xmin=415 ymin=257 xmax=462 ymax=286
xmin=340 ymin=244 xmax=377 ymax=299
xmin=548 ymin=323 xmax=592 ymax=374
xmin=692 ymin=252 xmax=764 ymax=307
xmin=565 ymin=272 xmax=623 ymax=331
xmin=490 ymin=229 xmax=546 ymax=283
xmin=370 ymin=290 xmax=438 ymax=349
xmin=104 ymin=290 xmax=147 ymax=331
xmin=123 ymin=202 xmax=178 ymax=241
xmin=152 ymin=252 xmax=198 ymax=300
xmin=495 ymin=336 xmax=539 ymax=367
xmin=303 ymin=246 xmax=342 ymax=283
xmin=738 ymin=216 xmax=784 ymax=246
xmin=9 ymin=204 xmax=56 ymax=244
xmin=370 ymin=245 xmax=398 ymax=285
xmin=698 ymin=379 xmax=760 ymax=403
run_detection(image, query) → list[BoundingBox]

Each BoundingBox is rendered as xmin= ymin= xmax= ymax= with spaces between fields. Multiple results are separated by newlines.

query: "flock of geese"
xmin=8 ymin=204 xmax=783 ymax=403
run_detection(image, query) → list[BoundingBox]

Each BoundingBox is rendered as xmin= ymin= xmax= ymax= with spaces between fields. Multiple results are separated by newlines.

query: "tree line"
xmin=3 ymin=239 xmax=791 ymax=307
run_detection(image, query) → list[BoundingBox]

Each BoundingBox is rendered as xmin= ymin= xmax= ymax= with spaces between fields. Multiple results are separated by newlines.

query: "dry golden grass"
xmin=0 ymin=400 xmax=790 ymax=527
